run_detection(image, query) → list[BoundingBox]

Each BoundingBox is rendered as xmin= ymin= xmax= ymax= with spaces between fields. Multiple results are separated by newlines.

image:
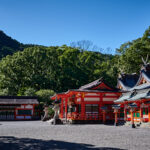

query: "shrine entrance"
xmin=85 ymin=104 xmax=99 ymax=120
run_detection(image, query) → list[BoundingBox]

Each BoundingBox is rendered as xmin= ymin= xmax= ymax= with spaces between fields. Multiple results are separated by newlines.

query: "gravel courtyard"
xmin=0 ymin=121 xmax=150 ymax=150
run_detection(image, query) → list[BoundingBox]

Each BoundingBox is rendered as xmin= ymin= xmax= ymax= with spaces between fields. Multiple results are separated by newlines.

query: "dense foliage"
xmin=117 ymin=26 xmax=150 ymax=73
xmin=0 ymin=26 xmax=150 ymax=99
xmin=0 ymin=45 xmax=114 ymax=95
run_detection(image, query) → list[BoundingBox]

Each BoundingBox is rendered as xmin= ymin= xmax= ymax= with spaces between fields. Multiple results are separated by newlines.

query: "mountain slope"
xmin=0 ymin=30 xmax=25 ymax=59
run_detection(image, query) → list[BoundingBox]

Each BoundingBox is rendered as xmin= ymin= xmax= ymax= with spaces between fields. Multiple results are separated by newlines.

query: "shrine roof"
xmin=70 ymin=89 xmax=121 ymax=93
xmin=134 ymin=64 xmax=150 ymax=86
xmin=129 ymin=82 xmax=150 ymax=91
xmin=128 ymin=88 xmax=149 ymax=101
xmin=117 ymin=73 xmax=139 ymax=91
xmin=115 ymin=92 xmax=132 ymax=103
xmin=0 ymin=96 xmax=39 ymax=104
xmin=79 ymin=78 xmax=103 ymax=90
xmin=115 ymin=88 xmax=150 ymax=103
xmin=51 ymin=78 xmax=121 ymax=99
xmin=79 ymin=77 xmax=120 ymax=91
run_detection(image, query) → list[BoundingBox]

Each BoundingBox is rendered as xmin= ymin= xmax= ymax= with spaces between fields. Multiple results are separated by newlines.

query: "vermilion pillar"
xmin=81 ymin=93 xmax=85 ymax=120
xmin=124 ymin=109 xmax=127 ymax=121
xmin=124 ymin=104 xmax=128 ymax=122
xmin=140 ymin=106 xmax=143 ymax=123
xmin=114 ymin=109 xmax=118 ymax=126
xmin=148 ymin=107 xmax=150 ymax=122
xmin=131 ymin=109 xmax=135 ymax=128
xmin=65 ymin=98 xmax=68 ymax=121
xmin=103 ymin=110 xmax=106 ymax=124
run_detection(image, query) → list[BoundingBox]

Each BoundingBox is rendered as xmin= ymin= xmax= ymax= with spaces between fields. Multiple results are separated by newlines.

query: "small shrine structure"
xmin=51 ymin=78 xmax=121 ymax=124
xmin=114 ymin=62 xmax=150 ymax=127
xmin=0 ymin=96 xmax=39 ymax=120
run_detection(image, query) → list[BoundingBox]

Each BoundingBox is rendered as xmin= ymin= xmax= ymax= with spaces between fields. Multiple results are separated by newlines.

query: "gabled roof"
xmin=117 ymin=73 xmax=139 ymax=91
xmin=115 ymin=91 xmax=132 ymax=103
xmin=129 ymin=82 xmax=150 ymax=91
xmin=51 ymin=78 xmax=121 ymax=100
xmin=79 ymin=77 xmax=119 ymax=91
xmin=134 ymin=63 xmax=150 ymax=86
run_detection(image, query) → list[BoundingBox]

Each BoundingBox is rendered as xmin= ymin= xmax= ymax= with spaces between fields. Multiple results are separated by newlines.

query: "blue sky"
xmin=0 ymin=0 xmax=150 ymax=52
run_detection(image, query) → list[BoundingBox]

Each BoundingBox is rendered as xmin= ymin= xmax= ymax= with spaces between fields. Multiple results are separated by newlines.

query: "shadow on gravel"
xmin=0 ymin=136 xmax=126 ymax=150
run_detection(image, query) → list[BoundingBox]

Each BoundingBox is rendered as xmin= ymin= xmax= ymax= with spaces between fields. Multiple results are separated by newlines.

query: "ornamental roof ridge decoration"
xmin=141 ymin=55 xmax=149 ymax=66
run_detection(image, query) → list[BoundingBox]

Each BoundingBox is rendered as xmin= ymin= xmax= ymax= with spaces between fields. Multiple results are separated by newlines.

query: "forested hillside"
xmin=0 ymin=30 xmax=39 ymax=59
xmin=0 ymin=30 xmax=24 ymax=59
xmin=0 ymin=27 xmax=149 ymax=97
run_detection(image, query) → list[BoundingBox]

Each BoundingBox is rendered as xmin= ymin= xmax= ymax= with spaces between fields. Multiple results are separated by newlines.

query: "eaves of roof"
xmin=115 ymin=88 xmax=150 ymax=103
xmin=129 ymin=83 xmax=150 ymax=91
xmin=115 ymin=92 xmax=131 ymax=103
xmin=143 ymin=72 xmax=150 ymax=82
xmin=118 ymin=80 xmax=131 ymax=91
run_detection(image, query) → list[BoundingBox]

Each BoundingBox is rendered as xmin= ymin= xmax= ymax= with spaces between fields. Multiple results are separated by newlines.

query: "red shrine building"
xmin=114 ymin=63 xmax=150 ymax=127
xmin=0 ymin=96 xmax=39 ymax=120
xmin=51 ymin=78 xmax=121 ymax=124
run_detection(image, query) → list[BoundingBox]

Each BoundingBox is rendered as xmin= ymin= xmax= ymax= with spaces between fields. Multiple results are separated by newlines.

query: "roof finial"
xmin=146 ymin=54 xmax=149 ymax=63
xmin=142 ymin=54 xmax=149 ymax=65
xmin=118 ymin=68 xmax=125 ymax=78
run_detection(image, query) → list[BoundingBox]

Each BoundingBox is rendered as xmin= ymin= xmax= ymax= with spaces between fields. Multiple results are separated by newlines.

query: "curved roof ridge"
xmin=79 ymin=77 xmax=103 ymax=90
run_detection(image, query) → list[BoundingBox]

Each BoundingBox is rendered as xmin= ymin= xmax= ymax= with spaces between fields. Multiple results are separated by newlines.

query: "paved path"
xmin=0 ymin=121 xmax=150 ymax=150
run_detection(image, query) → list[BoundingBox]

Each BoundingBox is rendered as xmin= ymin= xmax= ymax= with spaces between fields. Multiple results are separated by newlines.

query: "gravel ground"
xmin=0 ymin=121 xmax=150 ymax=150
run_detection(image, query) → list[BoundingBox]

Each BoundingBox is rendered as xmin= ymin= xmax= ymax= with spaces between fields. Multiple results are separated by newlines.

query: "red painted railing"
xmin=67 ymin=113 xmax=102 ymax=120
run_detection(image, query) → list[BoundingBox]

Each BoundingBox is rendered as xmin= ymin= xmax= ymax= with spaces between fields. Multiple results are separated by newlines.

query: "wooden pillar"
xmin=32 ymin=104 xmax=35 ymax=116
xmin=14 ymin=108 xmax=16 ymax=120
xmin=65 ymin=98 xmax=68 ymax=121
xmin=131 ymin=108 xmax=135 ymax=128
xmin=148 ymin=107 xmax=150 ymax=122
xmin=140 ymin=106 xmax=143 ymax=123
xmin=103 ymin=110 xmax=106 ymax=124
xmin=81 ymin=93 xmax=85 ymax=120
xmin=114 ymin=109 xmax=118 ymax=126
xmin=124 ymin=108 xmax=127 ymax=122
xmin=60 ymin=98 xmax=63 ymax=118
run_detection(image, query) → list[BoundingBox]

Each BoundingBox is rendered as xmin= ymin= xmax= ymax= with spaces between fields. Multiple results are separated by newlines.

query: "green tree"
xmin=116 ymin=26 xmax=150 ymax=73
xmin=35 ymin=89 xmax=55 ymax=104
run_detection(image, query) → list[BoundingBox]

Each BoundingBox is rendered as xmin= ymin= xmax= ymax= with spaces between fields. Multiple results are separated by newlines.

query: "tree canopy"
xmin=0 ymin=26 xmax=150 ymax=101
xmin=116 ymin=26 xmax=150 ymax=73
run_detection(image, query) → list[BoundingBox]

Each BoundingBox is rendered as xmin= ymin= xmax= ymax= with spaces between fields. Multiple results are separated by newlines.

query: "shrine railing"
xmin=67 ymin=113 xmax=102 ymax=120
